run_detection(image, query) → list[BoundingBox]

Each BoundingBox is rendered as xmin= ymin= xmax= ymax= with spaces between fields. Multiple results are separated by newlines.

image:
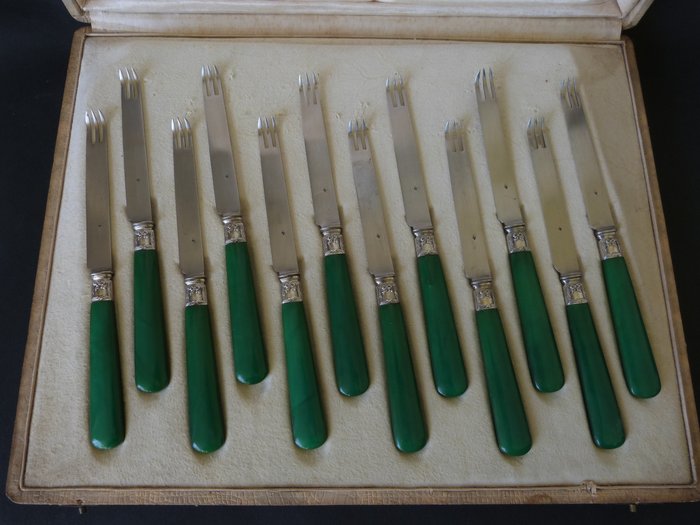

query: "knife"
xmin=385 ymin=75 xmax=467 ymax=398
xmin=299 ymin=73 xmax=369 ymax=397
xmin=475 ymin=68 xmax=564 ymax=393
xmin=348 ymin=119 xmax=427 ymax=453
xmin=171 ymin=117 xmax=226 ymax=454
xmin=561 ymin=79 xmax=660 ymax=399
xmin=201 ymin=65 xmax=268 ymax=385
xmin=119 ymin=68 xmax=169 ymax=393
xmin=85 ymin=109 xmax=125 ymax=449
xmin=257 ymin=116 xmax=327 ymax=450
xmin=444 ymin=120 xmax=531 ymax=456
xmin=527 ymin=117 xmax=625 ymax=449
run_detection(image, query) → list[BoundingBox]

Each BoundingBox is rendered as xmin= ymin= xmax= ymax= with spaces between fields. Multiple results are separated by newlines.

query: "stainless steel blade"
xmin=171 ymin=118 xmax=206 ymax=279
xmin=385 ymin=76 xmax=432 ymax=231
xmin=348 ymin=120 xmax=395 ymax=278
xmin=201 ymin=65 xmax=242 ymax=218
xmin=119 ymin=68 xmax=153 ymax=224
xmin=444 ymin=121 xmax=491 ymax=281
xmin=258 ymin=117 xmax=299 ymax=276
xmin=299 ymin=73 xmax=341 ymax=230
xmin=527 ymin=118 xmax=580 ymax=276
xmin=561 ymin=79 xmax=615 ymax=231
xmin=85 ymin=109 xmax=113 ymax=273
xmin=475 ymin=68 xmax=523 ymax=226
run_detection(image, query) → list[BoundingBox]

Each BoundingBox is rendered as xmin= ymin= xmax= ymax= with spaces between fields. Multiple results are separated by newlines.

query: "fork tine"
xmin=212 ymin=65 xmax=221 ymax=96
xmin=488 ymin=68 xmax=496 ymax=100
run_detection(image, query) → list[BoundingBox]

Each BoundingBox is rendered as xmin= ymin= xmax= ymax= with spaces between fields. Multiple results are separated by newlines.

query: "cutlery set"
xmin=84 ymin=66 xmax=660 ymax=457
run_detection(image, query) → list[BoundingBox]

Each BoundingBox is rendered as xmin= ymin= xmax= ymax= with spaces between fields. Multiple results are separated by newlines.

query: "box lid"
xmin=62 ymin=0 xmax=654 ymax=43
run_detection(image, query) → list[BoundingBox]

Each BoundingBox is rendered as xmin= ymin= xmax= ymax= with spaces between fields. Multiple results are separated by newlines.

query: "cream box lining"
xmin=23 ymin=35 xmax=691 ymax=488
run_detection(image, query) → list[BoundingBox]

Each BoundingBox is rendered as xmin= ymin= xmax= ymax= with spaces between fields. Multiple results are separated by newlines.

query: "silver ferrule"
xmin=595 ymin=228 xmax=623 ymax=260
xmin=412 ymin=228 xmax=438 ymax=258
xmin=374 ymin=275 xmax=400 ymax=306
xmin=470 ymin=278 xmax=497 ymax=311
xmin=280 ymin=274 xmax=303 ymax=304
xmin=321 ymin=227 xmax=345 ymax=256
xmin=561 ymin=274 xmax=588 ymax=305
xmin=223 ymin=215 xmax=246 ymax=244
xmin=133 ymin=221 xmax=156 ymax=251
xmin=91 ymin=271 xmax=114 ymax=302
xmin=504 ymin=223 xmax=529 ymax=254
xmin=185 ymin=277 xmax=208 ymax=307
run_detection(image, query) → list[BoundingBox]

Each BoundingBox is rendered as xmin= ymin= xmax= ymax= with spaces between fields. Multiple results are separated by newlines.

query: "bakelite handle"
xmin=225 ymin=242 xmax=268 ymax=385
xmin=89 ymin=300 xmax=126 ymax=449
xmin=417 ymin=254 xmax=468 ymax=397
xmin=184 ymin=304 xmax=226 ymax=453
xmin=378 ymin=302 xmax=428 ymax=453
xmin=565 ymin=302 xmax=626 ymax=449
xmin=282 ymin=301 xmax=328 ymax=450
xmin=601 ymin=257 xmax=660 ymax=398
xmin=475 ymin=307 xmax=532 ymax=456
xmin=324 ymin=253 xmax=369 ymax=397
xmin=509 ymin=250 xmax=564 ymax=392
xmin=133 ymin=249 xmax=169 ymax=393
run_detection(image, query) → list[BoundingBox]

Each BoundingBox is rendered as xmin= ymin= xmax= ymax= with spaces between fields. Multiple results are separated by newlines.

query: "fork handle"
xmin=324 ymin=247 xmax=369 ymax=397
xmin=281 ymin=296 xmax=328 ymax=450
xmin=225 ymin=238 xmax=268 ymax=385
xmin=89 ymin=273 xmax=125 ymax=450
xmin=378 ymin=301 xmax=428 ymax=454
xmin=601 ymin=255 xmax=660 ymax=398
xmin=416 ymin=253 xmax=468 ymax=397
xmin=506 ymin=226 xmax=564 ymax=393
xmin=133 ymin=239 xmax=170 ymax=393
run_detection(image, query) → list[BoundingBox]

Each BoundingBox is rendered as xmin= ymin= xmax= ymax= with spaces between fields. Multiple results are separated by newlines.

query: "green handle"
xmin=324 ymin=253 xmax=369 ymax=396
xmin=282 ymin=300 xmax=327 ymax=450
xmin=378 ymin=302 xmax=428 ymax=453
xmin=89 ymin=300 xmax=126 ymax=449
xmin=417 ymin=254 xmax=468 ymax=397
xmin=475 ymin=307 xmax=532 ymax=456
xmin=602 ymin=256 xmax=660 ymax=398
xmin=185 ymin=304 xmax=226 ymax=453
xmin=133 ymin=249 xmax=169 ymax=393
xmin=225 ymin=242 xmax=268 ymax=384
xmin=509 ymin=250 xmax=564 ymax=393
xmin=565 ymin=302 xmax=625 ymax=449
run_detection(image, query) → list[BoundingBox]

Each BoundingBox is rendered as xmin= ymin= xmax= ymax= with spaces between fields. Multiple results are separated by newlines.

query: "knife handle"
xmin=475 ymin=307 xmax=533 ymax=456
xmin=601 ymin=255 xmax=660 ymax=398
xmin=184 ymin=279 xmax=226 ymax=454
xmin=506 ymin=226 xmax=564 ymax=393
xmin=375 ymin=276 xmax=428 ymax=453
xmin=324 ymin=243 xmax=369 ymax=396
xmin=132 ymin=227 xmax=169 ymax=392
xmin=280 ymin=275 xmax=327 ymax=450
xmin=89 ymin=272 xmax=125 ymax=450
xmin=225 ymin=233 xmax=268 ymax=384
xmin=562 ymin=275 xmax=625 ymax=448
xmin=416 ymin=252 xmax=467 ymax=397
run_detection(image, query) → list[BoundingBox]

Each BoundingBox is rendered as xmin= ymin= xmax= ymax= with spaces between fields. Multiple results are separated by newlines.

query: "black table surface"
xmin=1 ymin=0 xmax=699 ymax=523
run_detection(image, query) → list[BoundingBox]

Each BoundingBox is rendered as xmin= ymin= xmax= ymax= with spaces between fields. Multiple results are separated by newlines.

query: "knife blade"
xmin=561 ymin=79 xmax=660 ymax=399
xmin=348 ymin=119 xmax=427 ymax=453
xmin=475 ymin=67 xmax=563 ymax=393
xmin=85 ymin=109 xmax=125 ymax=450
xmin=119 ymin=67 xmax=169 ymax=394
xmin=444 ymin=120 xmax=531 ymax=456
xmin=299 ymin=72 xmax=368 ymax=397
xmin=258 ymin=116 xmax=327 ymax=450
xmin=201 ymin=65 xmax=267 ymax=385
xmin=171 ymin=117 xmax=225 ymax=454
xmin=385 ymin=74 xmax=466 ymax=398
xmin=527 ymin=117 xmax=624 ymax=449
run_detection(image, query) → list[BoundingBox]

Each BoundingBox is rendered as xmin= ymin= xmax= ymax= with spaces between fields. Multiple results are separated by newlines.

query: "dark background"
xmin=1 ymin=0 xmax=699 ymax=523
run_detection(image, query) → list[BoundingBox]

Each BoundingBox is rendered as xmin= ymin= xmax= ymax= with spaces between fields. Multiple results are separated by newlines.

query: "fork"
xmin=201 ymin=64 xmax=268 ymax=385
xmin=561 ymin=78 xmax=660 ymax=398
